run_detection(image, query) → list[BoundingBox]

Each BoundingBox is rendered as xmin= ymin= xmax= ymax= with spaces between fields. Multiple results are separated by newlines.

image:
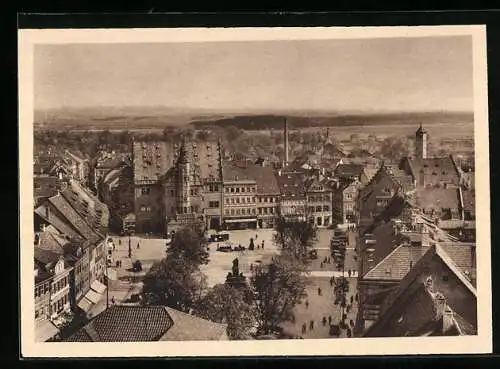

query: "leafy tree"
xmin=141 ymin=256 xmax=206 ymax=312
xmin=273 ymin=216 xmax=318 ymax=262
xmin=195 ymin=283 xmax=255 ymax=340
xmin=250 ymin=257 xmax=308 ymax=335
xmin=167 ymin=226 xmax=209 ymax=267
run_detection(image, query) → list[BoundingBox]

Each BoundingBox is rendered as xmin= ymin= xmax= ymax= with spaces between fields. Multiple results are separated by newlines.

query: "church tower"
xmin=176 ymin=137 xmax=191 ymax=214
xmin=415 ymin=124 xmax=428 ymax=159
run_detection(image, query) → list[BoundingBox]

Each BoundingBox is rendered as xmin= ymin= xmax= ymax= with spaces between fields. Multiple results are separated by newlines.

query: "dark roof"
xmin=334 ymin=163 xmax=364 ymax=178
xmin=47 ymin=194 xmax=102 ymax=245
xmin=363 ymin=244 xmax=430 ymax=281
xmin=223 ymin=163 xmax=280 ymax=194
xmin=406 ymin=156 xmax=461 ymax=185
xmin=65 ymin=305 xmax=227 ymax=342
xmin=34 ymin=247 xmax=60 ymax=266
xmin=365 ymin=244 xmax=477 ymax=337
xmin=415 ymin=188 xmax=461 ymax=211
xmin=66 ymin=305 xmax=173 ymax=342
xmin=276 ymin=172 xmax=306 ymax=198
xmin=133 ymin=141 xmax=173 ymax=183
xmin=61 ymin=180 xmax=109 ymax=234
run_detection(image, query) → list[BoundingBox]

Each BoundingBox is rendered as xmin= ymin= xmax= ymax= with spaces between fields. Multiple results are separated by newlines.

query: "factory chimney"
xmin=284 ymin=118 xmax=289 ymax=167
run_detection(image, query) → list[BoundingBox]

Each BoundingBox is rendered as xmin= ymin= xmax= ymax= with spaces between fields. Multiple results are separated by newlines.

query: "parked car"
xmin=217 ymin=244 xmax=233 ymax=252
xmin=209 ymin=232 xmax=230 ymax=242
xmin=233 ymin=245 xmax=246 ymax=251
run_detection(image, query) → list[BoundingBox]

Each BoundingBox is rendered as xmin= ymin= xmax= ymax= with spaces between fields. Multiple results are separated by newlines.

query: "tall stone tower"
xmin=415 ymin=124 xmax=428 ymax=159
xmin=177 ymin=137 xmax=191 ymax=214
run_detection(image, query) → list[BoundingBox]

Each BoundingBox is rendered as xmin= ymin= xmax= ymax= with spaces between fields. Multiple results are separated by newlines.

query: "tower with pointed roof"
xmin=415 ymin=124 xmax=428 ymax=159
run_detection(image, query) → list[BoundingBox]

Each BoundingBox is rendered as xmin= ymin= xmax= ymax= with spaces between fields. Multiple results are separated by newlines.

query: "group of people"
xmin=319 ymin=256 xmax=332 ymax=269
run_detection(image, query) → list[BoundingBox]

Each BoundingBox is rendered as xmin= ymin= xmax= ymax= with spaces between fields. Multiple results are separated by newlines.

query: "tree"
xmin=195 ymin=283 xmax=255 ymax=340
xmin=250 ymin=257 xmax=308 ymax=335
xmin=273 ymin=216 xmax=317 ymax=262
xmin=167 ymin=226 xmax=209 ymax=267
xmin=141 ymin=256 xmax=206 ymax=312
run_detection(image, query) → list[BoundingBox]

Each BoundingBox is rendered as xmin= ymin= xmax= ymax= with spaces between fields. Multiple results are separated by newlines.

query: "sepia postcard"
xmin=19 ymin=25 xmax=491 ymax=357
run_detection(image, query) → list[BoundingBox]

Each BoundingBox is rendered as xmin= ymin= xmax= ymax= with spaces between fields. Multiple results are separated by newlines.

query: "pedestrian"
xmin=250 ymin=263 xmax=253 ymax=272
xmin=257 ymin=244 xmax=260 ymax=249
xmin=328 ymin=316 xmax=332 ymax=324
xmin=256 ymin=234 xmax=258 ymax=240
xmin=327 ymin=256 xmax=331 ymax=264
xmin=350 ymin=295 xmax=354 ymax=304
xmin=137 ymin=242 xmax=140 ymax=249
xmin=310 ymin=320 xmax=314 ymax=330
xmin=348 ymin=269 xmax=351 ymax=277
xmin=329 ymin=277 xmax=333 ymax=287
xmin=347 ymin=327 xmax=352 ymax=338
xmin=111 ymin=296 xmax=116 ymax=305
xmin=305 ymin=300 xmax=309 ymax=309
xmin=320 ymin=262 xmax=323 ymax=269
xmin=318 ymin=287 xmax=322 ymax=296
xmin=262 ymin=240 xmax=264 ymax=249
xmin=355 ymin=292 xmax=359 ymax=302
xmin=302 ymin=323 xmax=307 ymax=334
xmin=116 ymin=260 xmax=119 ymax=268
xmin=349 ymin=319 xmax=354 ymax=328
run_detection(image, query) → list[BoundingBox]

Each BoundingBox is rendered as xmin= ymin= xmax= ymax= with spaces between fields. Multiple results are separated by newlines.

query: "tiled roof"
xmin=35 ymin=204 xmax=81 ymax=240
xmin=334 ymin=163 xmax=364 ymax=178
xmin=161 ymin=307 xmax=227 ymax=341
xmin=414 ymin=188 xmax=461 ymax=211
xmin=133 ymin=141 xmax=173 ymax=183
xmin=276 ymin=172 xmax=306 ymax=197
xmin=223 ymin=163 xmax=280 ymax=194
xmin=48 ymin=194 xmax=102 ymax=244
xmin=407 ymin=156 xmax=461 ymax=185
xmin=37 ymin=226 xmax=68 ymax=255
xmin=65 ymin=305 xmax=227 ymax=342
xmin=66 ymin=305 xmax=174 ymax=342
xmin=61 ymin=180 xmax=109 ymax=235
xmin=34 ymin=247 xmax=60 ymax=266
xmin=365 ymin=244 xmax=477 ymax=337
xmin=363 ymin=244 xmax=430 ymax=281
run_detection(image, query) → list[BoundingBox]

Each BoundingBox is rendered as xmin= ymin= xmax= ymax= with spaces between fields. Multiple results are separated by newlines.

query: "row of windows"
xmin=225 ymin=186 xmax=256 ymax=194
xmin=225 ymin=197 xmax=255 ymax=205
xmin=52 ymin=277 xmax=68 ymax=294
xmin=140 ymin=206 xmax=152 ymax=212
xmin=208 ymin=184 xmax=220 ymax=192
xmin=223 ymin=207 xmax=279 ymax=216
xmin=51 ymin=294 xmax=69 ymax=315
xmin=34 ymin=282 xmax=50 ymax=298
xmin=308 ymin=195 xmax=331 ymax=202
xmin=171 ymin=205 xmax=200 ymax=214
xmin=307 ymin=205 xmax=330 ymax=212
xmin=309 ymin=216 xmax=331 ymax=226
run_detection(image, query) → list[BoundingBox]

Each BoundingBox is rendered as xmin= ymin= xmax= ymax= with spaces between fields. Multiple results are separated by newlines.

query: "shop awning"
xmin=85 ymin=289 xmax=103 ymax=304
xmin=224 ymin=218 xmax=257 ymax=224
xmin=77 ymin=297 xmax=94 ymax=313
xmin=35 ymin=319 xmax=60 ymax=342
xmin=91 ymin=280 xmax=107 ymax=295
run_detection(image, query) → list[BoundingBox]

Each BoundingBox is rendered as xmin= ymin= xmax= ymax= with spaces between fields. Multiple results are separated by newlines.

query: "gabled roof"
xmin=65 ymin=305 xmax=227 ymax=342
xmin=406 ymin=155 xmax=461 ymax=185
xmin=47 ymin=194 xmax=102 ymax=245
xmin=34 ymin=247 xmax=61 ymax=266
xmin=276 ymin=171 xmax=306 ymax=198
xmin=223 ymin=163 xmax=280 ymax=194
xmin=35 ymin=203 xmax=81 ymax=240
xmin=363 ymin=243 xmax=430 ymax=281
xmin=364 ymin=244 xmax=477 ymax=337
xmin=334 ymin=163 xmax=364 ymax=178
xmin=414 ymin=188 xmax=461 ymax=211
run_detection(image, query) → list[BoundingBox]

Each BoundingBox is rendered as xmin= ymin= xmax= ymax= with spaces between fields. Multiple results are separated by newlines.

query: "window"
xmin=323 ymin=205 xmax=330 ymax=212
xmin=208 ymin=201 xmax=220 ymax=208
xmin=253 ymin=197 xmax=256 ymax=202
xmin=146 ymin=206 xmax=152 ymax=212
xmin=140 ymin=206 xmax=146 ymax=212
xmin=264 ymin=208 xmax=268 ymax=214
xmin=252 ymin=208 xmax=256 ymax=214
xmin=236 ymin=209 xmax=241 ymax=215
xmin=324 ymin=216 xmax=330 ymax=226
xmin=236 ymin=198 xmax=240 ymax=204
xmin=316 ymin=206 xmax=322 ymax=212
xmin=231 ymin=209 xmax=235 ymax=215
xmin=141 ymin=187 xmax=150 ymax=195
xmin=225 ymin=209 xmax=230 ymax=215
xmin=230 ymin=188 xmax=234 ymax=193
xmin=258 ymin=208 xmax=263 ymax=214
xmin=236 ymin=188 xmax=240 ymax=193
xmin=317 ymin=217 xmax=322 ymax=226
xmin=225 ymin=198 xmax=229 ymax=204
xmin=270 ymin=207 xmax=274 ymax=214
xmin=231 ymin=198 xmax=235 ymax=204
xmin=214 ymin=184 xmax=219 ymax=192
xmin=225 ymin=188 xmax=229 ymax=193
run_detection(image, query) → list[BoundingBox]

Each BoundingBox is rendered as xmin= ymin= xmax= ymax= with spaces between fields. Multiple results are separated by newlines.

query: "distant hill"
xmin=34 ymin=106 xmax=473 ymax=131
xmin=189 ymin=112 xmax=474 ymax=130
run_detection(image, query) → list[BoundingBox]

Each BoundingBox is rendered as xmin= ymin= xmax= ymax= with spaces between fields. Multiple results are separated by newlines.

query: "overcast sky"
xmin=34 ymin=36 xmax=473 ymax=112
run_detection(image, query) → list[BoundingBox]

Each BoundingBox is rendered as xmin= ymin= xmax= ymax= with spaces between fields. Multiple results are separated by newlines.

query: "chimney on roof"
xmin=434 ymin=292 xmax=447 ymax=321
xmin=284 ymin=118 xmax=289 ymax=167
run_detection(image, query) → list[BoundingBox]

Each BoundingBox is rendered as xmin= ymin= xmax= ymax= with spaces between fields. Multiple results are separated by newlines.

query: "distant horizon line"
xmin=35 ymin=105 xmax=474 ymax=115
